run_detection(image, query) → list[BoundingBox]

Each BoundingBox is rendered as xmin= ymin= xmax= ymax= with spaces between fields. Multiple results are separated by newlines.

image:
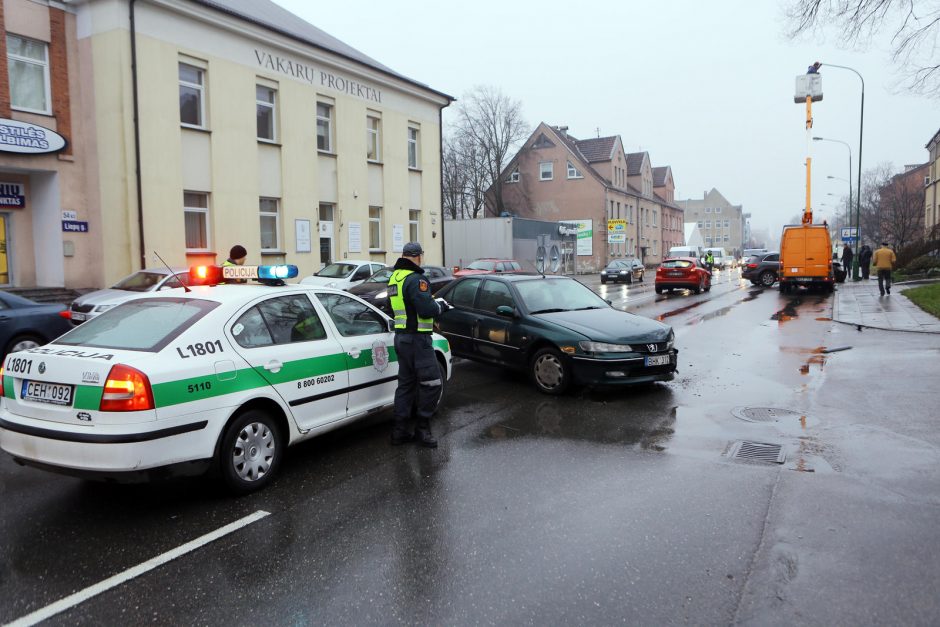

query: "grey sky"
xmin=273 ymin=0 xmax=938 ymax=241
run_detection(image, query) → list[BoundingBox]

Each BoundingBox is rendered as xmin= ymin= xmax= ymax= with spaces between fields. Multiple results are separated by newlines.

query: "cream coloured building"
xmin=8 ymin=0 xmax=451 ymax=289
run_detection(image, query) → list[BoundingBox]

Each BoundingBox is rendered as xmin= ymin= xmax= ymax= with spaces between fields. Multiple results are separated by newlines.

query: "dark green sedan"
xmin=434 ymin=274 xmax=677 ymax=394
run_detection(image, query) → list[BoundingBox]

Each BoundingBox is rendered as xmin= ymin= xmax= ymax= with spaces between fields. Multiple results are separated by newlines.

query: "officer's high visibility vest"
xmin=388 ymin=269 xmax=433 ymax=332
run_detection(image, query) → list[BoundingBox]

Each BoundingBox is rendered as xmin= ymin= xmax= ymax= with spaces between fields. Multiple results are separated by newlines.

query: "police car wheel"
xmin=218 ymin=410 xmax=283 ymax=494
xmin=530 ymin=347 xmax=571 ymax=395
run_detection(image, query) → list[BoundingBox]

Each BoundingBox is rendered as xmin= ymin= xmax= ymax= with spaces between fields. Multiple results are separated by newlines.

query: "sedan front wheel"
xmin=530 ymin=347 xmax=571 ymax=395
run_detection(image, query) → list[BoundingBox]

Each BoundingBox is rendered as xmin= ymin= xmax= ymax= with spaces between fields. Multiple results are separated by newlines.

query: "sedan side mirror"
xmin=495 ymin=305 xmax=516 ymax=317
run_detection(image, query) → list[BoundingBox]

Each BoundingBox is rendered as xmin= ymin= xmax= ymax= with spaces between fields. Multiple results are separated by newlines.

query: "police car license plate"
xmin=645 ymin=355 xmax=670 ymax=367
xmin=22 ymin=380 xmax=74 ymax=406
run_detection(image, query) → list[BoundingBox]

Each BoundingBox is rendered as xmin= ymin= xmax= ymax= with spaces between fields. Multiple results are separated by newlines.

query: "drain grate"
xmin=728 ymin=440 xmax=786 ymax=464
xmin=731 ymin=406 xmax=803 ymax=423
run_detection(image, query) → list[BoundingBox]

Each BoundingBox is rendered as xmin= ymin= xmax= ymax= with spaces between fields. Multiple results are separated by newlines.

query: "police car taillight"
xmin=0 ymin=366 xmax=5 ymax=397
xmin=99 ymin=364 xmax=155 ymax=412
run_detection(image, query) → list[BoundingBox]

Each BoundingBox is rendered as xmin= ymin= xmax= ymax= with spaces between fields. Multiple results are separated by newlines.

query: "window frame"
xmin=506 ymin=168 xmax=520 ymax=184
xmin=183 ymin=191 xmax=211 ymax=252
xmin=407 ymin=126 xmax=420 ymax=169
xmin=539 ymin=161 xmax=554 ymax=181
xmin=256 ymin=84 xmax=277 ymax=142
xmin=567 ymin=161 xmax=583 ymax=179
xmin=178 ymin=62 xmax=206 ymax=129
xmin=408 ymin=209 xmax=420 ymax=243
xmin=369 ymin=206 xmax=382 ymax=251
xmin=317 ymin=102 xmax=334 ymax=153
xmin=366 ymin=115 xmax=381 ymax=162
xmin=7 ymin=34 xmax=51 ymax=115
xmin=259 ymin=197 xmax=281 ymax=252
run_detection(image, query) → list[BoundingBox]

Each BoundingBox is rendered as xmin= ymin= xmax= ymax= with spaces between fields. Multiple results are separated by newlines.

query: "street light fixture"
xmin=810 ymin=63 xmax=865 ymax=280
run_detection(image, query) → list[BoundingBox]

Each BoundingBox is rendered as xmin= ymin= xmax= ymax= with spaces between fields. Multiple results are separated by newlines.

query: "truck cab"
xmin=778 ymin=224 xmax=834 ymax=293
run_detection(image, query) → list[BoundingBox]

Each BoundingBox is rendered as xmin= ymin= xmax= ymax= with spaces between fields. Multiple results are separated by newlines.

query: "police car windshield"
xmin=316 ymin=263 xmax=357 ymax=278
xmin=55 ymin=298 xmax=220 ymax=352
xmin=112 ymin=271 xmax=167 ymax=292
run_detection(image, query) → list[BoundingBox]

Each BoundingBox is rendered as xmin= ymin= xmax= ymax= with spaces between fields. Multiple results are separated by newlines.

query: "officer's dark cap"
xmin=229 ymin=244 xmax=247 ymax=260
xmin=403 ymin=242 xmax=424 ymax=256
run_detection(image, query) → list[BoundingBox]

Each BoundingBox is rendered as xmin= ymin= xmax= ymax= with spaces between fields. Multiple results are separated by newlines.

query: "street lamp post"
xmin=814 ymin=63 xmax=864 ymax=280
xmin=812 ymin=136 xmax=853 ymax=238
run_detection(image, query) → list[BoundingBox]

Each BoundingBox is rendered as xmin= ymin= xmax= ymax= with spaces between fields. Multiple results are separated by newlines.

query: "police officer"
xmin=222 ymin=245 xmax=248 ymax=283
xmin=388 ymin=242 xmax=451 ymax=447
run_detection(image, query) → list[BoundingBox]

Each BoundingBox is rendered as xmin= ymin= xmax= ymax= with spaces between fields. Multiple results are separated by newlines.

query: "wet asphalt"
xmin=1 ymin=268 xmax=939 ymax=625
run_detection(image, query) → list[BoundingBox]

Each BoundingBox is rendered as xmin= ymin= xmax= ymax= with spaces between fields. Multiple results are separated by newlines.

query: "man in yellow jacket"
xmin=872 ymin=241 xmax=897 ymax=296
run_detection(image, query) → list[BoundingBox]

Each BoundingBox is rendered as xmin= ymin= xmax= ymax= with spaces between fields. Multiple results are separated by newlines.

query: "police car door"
xmin=227 ymin=293 xmax=348 ymax=430
xmin=314 ymin=292 xmax=398 ymax=418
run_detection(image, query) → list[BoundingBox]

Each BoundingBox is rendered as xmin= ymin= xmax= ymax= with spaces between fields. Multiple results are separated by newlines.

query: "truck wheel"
xmin=759 ymin=271 xmax=776 ymax=287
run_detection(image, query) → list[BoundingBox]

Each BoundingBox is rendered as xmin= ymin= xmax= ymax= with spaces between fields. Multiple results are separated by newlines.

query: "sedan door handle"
xmin=263 ymin=359 xmax=283 ymax=374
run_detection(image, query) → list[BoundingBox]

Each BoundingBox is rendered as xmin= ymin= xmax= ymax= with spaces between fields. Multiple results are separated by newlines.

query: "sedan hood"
xmin=72 ymin=289 xmax=141 ymax=307
xmin=537 ymin=308 xmax=671 ymax=344
xmin=300 ymin=276 xmax=349 ymax=288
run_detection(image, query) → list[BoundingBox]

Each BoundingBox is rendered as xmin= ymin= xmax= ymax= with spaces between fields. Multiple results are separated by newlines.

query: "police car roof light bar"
xmin=189 ymin=265 xmax=223 ymax=286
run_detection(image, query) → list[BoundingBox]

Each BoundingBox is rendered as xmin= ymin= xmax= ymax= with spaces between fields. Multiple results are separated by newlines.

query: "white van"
xmin=667 ymin=246 xmax=701 ymax=259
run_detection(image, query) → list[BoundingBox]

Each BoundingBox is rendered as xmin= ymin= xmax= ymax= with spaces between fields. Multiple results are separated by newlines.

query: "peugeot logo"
xmin=647 ymin=344 xmax=658 ymax=352
xmin=38 ymin=362 xmax=46 ymax=374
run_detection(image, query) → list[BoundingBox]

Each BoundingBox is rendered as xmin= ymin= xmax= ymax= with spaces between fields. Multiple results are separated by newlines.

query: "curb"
xmin=832 ymin=281 xmax=940 ymax=334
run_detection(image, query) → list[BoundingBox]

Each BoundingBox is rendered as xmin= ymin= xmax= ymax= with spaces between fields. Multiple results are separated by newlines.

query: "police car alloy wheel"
xmin=218 ymin=409 xmax=283 ymax=494
xmin=530 ymin=347 xmax=571 ymax=395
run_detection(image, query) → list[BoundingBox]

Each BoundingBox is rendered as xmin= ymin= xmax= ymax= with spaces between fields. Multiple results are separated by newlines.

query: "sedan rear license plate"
xmin=22 ymin=380 xmax=74 ymax=406
xmin=70 ymin=312 xmax=86 ymax=321
xmin=668 ymin=272 xmax=684 ymax=277
xmin=645 ymin=354 xmax=670 ymax=367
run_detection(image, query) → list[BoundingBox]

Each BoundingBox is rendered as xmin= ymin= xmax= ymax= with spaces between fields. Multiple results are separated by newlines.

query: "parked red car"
xmin=453 ymin=258 xmax=524 ymax=277
xmin=655 ymin=257 xmax=712 ymax=294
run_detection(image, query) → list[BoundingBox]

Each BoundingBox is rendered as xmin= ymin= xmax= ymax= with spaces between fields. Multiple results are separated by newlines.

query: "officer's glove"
xmin=434 ymin=298 xmax=454 ymax=313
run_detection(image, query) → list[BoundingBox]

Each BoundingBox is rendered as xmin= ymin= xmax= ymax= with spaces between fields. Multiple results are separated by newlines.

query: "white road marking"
xmin=5 ymin=509 xmax=271 ymax=627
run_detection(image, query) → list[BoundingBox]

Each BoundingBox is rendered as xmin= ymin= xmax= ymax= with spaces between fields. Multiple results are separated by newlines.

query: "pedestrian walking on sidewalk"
xmin=858 ymin=244 xmax=872 ymax=280
xmin=841 ymin=243 xmax=854 ymax=277
xmin=873 ymin=241 xmax=896 ymax=296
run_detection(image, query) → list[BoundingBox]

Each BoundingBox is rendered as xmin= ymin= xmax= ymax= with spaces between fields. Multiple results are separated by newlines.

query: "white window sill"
xmin=258 ymin=138 xmax=280 ymax=146
xmin=318 ymin=149 xmax=337 ymax=157
xmin=261 ymin=250 xmax=286 ymax=255
xmin=181 ymin=124 xmax=210 ymax=133
xmin=11 ymin=105 xmax=52 ymax=116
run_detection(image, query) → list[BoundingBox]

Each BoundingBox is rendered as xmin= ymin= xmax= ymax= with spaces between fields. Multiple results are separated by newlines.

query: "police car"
xmin=0 ymin=264 xmax=452 ymax=493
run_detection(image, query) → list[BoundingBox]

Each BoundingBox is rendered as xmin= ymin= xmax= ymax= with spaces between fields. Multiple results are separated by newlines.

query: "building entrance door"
xmin=0 ymin=214 xmax=9 ymax=286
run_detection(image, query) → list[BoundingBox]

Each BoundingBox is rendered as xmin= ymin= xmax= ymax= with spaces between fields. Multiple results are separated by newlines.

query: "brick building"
xmin=926 ymin=128 xmax=940 ymax=238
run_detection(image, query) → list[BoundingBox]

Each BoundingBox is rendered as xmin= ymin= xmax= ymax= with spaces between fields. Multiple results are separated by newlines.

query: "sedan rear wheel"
xmin=4 ymin=334 xmax=42 ymax=355
xmin=218 ymin=409 xmax=283 ymax=494
xmin=693 ymin=279 xmax=702 ymax=295
xmin=530 ymin=347 xmax=571 ymax=395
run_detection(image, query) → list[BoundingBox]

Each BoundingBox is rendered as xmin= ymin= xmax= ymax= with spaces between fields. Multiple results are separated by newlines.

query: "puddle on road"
xmin=771 ymin=297 xmax=800 ymax=322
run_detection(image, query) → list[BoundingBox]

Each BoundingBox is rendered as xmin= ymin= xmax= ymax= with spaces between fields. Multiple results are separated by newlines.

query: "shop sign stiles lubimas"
xmin=0 ymin=118 xmax=67 ymax=155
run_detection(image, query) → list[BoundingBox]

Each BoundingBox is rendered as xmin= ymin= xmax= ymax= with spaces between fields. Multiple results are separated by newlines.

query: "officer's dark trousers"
xmin=878 ymin=269 xmax=892 ymax=295
xmin=392 ymin=333 xmax=442 ymax=438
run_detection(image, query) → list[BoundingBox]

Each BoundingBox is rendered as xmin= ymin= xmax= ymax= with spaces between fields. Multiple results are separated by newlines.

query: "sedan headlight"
xmin=619 ymin=270 xmax=628 ymax=274
xmin=600 ymin=271 xmax=607 ymax=275
xmin=666 ymin=330 xmax=675 ymax=350
xmin=326 ymin=281 xmax=338 ymax=288
xmin=579 ymin=340 xmax=634 ymax=353
xmin=95 ymin=304 xmax=116 ymax=312
xmin=375 ymin=290 xmax=388 ymax=299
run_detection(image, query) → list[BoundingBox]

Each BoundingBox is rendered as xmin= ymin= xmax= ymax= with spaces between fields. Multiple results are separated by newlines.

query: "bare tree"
xmin=441 ymin=132 xmax=491 ymax=220
xmin=453 ymin=86 xmax=528 ymax=216
xmin=784 ymin=0 xmax=940 ymax=97
xmin=879 ymin=167 xmax=927 ymax=249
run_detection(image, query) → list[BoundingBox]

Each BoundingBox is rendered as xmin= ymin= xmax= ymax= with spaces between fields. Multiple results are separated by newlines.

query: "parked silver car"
xmin=69 ymin=267 xmax=190 ymax=324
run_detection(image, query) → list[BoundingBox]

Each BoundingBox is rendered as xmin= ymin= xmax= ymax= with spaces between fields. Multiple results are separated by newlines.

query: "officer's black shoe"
xmin=390 ymin=433 xmax=414 ymax=446
xmin=415 ymin=434 xmax=438 ymax=449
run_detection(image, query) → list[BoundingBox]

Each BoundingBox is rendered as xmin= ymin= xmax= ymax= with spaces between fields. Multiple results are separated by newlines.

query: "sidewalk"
xmin=832 ymin=277 xmax=940 ymax=333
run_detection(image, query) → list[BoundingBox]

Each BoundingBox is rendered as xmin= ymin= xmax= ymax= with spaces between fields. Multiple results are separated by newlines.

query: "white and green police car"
xmin=0 ymin=265 xmax=452 ymax=493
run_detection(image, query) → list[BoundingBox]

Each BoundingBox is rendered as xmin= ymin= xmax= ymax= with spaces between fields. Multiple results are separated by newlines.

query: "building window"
xmin=567 ymin=161 xmax=583 ymax=179
xmin=697 ymin=221 xmax=703 ymax=228
xmin=705 ymin=220 xmax=711 ymax=228
xmin=704 ymin=207 xmax=712 ymax=213
xmin=367 ymin=115 xmax=381 ymax=161
xmin=653 ymin=211 xmax=658 ymax=227
xmin=539 ymin=162 xmax=553 ymax=181
xmin=409 ymin=209 xmax=420 ymax=242
xmin=259 ymin=198 xmax=280 ymax=251
xmin=407 ymin=126 xmax=420 ymax=168
xmin=369 ymin=207 xmax=382 ymax=250
xmin=724 ymin=219 xmax=730 ymax=228
xmin=256 ymin=85 xmax=276 ymax=141
xmin=179 ymin=62 xmax=205 ymax=128
xmin=317 ymin=102 xmax=333 ymax=152
xmin=724 ymin=235 xmax=730 ymax=242
xmin=505 ymin=168 xmax=520 ymax=183
xmin=7 ymin=34 xmax=50 ymax=114
xmin=715 ymin=206 xmax=722 ymax=213
xmin=183 ymin=192 xmax=210 ymax=251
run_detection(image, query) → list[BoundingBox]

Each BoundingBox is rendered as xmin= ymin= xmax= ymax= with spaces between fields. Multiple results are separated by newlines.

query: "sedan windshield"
xmin=661 ymin=260 xmax=693 ymax=269
xmin=112 ymin=271 xmax=166 ymax=292
xmin=516 ymin=278 xmax=608 ymax=313
xmin=604 ymin=262 xmax=624 ymax=270
xmin=466 ymin=260 xmax=496 ymax=271
xmin=364 ymin=268 xmax=394 ymax=284
xmin=316 ymin=263 xmax=357 ymax=278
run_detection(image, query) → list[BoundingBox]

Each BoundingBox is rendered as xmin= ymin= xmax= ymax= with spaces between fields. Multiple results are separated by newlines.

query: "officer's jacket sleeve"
xmin=405 ymin=274 xmax=443 ymax=318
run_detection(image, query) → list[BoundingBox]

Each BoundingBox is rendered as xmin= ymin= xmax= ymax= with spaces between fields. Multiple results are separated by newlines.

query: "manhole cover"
xmin=731 ymin=406 xmax=804 ymax=423
xmin=727 ymin=440 xmax=786 ymax=464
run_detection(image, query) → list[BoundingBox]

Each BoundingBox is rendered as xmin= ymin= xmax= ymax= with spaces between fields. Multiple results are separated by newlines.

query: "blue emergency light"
xmin=257 ymin=265 xmax=298 ymax=280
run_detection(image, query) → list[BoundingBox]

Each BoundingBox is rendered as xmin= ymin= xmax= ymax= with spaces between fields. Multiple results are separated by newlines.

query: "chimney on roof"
xmin=556 ymin=125 xmax=568 ymax=138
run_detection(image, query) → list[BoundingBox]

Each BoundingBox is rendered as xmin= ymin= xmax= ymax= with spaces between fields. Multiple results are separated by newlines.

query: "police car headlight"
xmin=95 ymin=304 xmax=116 ymax=312
xmin=579 ymin=341 xmax=634 ymax=353
xmin=375 ymin=290 xmax=388 ymax=299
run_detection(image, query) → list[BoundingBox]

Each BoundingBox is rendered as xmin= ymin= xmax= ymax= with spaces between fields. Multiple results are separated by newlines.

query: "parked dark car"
xmin=654 ymin=257 xmax=712 ymax=294
xmin=347 ymin=265 xmax=454 ymax=314
xmin=600 ymin=258 xmax=645 ymax=284
xmin=741 ymin=251 xmax=781 ymax=287
xmin=434 ymin=274 xmax=676 ymax=394
xmin=0 ymin=291 xmax=72 ymax=359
